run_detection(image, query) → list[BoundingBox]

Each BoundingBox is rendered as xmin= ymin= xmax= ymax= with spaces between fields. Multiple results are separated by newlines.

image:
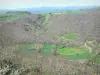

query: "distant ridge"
xmin=0 ymin=6 xmax=98 ymax=13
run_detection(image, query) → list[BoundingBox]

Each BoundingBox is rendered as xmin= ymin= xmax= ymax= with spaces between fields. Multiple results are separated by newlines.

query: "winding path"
xmin=84 ymin=42 xmax=92 ymax=53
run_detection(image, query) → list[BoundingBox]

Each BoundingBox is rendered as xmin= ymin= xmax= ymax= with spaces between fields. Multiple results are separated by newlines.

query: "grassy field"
xmin=11 ymin=43 xmax=93 ymax=60
xmin=0 ymin=12 xmax=30 ymax=22
xmin=8 ymin=33 xmax=92 ymax=60
xmin=55 ymin=33 xmax=80 ymax=43
xmin=62 ymin=33 xmax=79 ymax=40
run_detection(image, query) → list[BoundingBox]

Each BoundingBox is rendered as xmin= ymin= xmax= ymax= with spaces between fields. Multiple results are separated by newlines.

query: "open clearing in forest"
xmin=9 ymin=43 xmax=93 ymax=60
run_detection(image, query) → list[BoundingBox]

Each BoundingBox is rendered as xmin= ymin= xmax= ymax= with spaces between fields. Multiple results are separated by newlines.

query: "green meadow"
xmin=8 ymin=33 xmax=93 ymax=60
xmin=11 ymin=43 xmax=93 ymax=60
xmin=0 ymin=12 xmax=30 ymax=22
xmin=62 ymin=33 xmax=79 ymax=40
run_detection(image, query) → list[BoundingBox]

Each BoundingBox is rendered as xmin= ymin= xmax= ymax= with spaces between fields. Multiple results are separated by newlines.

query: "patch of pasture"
xmin=55 ymin=33 xmax=79 ymax=42
xmin=62 ymin=33 xmax=79 ymax=40
xmin=11 ymin=43 xmax=93 ymax=60
xmin=0 ymin=12 xmax=29 ymax=22
xmin=40 ymin=44 xmax=53 ymax=54
xmin=57 ymin=45 xmax=92 ymax=60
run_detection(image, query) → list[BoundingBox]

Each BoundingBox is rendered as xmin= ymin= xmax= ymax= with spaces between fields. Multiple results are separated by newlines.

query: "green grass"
xmin=0 ymin=12 xmax=29 ymax=22
xmin=58 ymin=47 xmax=86 ymax=55
xmin=55 ymin=33 xmax=79 ymax=42
xmin=41 ymin=44 xmax=53 ymax=54
xmin=57 ymin=45 xmax=93 ymax=60
xmin=62 ymin=33 xmax=79 ymax=40
xmin=14 ymin=43 xmax=53 ymax=54
xmin=12 ymin=43 xmax=93 ymax=60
